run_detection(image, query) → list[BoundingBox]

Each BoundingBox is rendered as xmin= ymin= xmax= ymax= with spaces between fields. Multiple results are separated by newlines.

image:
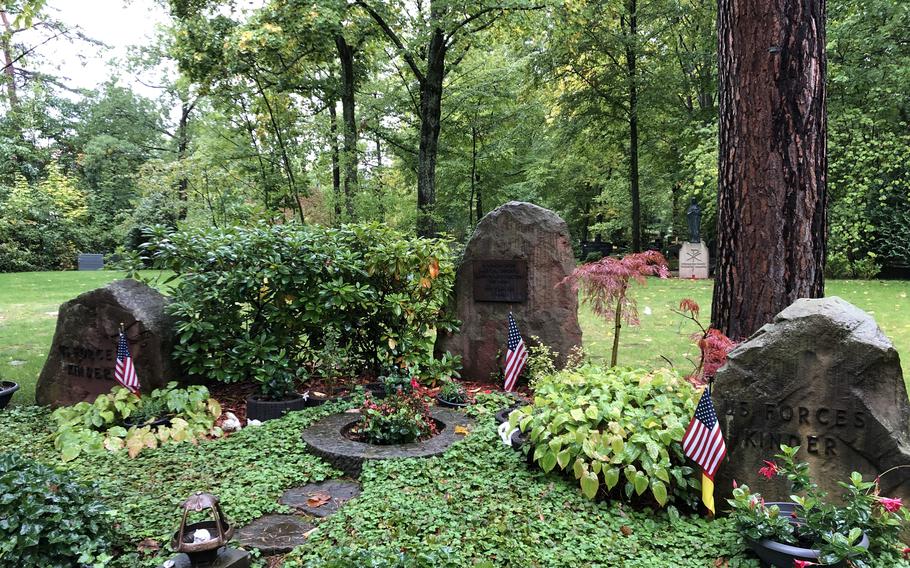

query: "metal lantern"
xmin=171 ymin=492 xmax=234 ymax=566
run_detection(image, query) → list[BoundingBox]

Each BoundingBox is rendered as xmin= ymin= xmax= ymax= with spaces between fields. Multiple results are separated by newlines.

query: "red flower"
xmin=902 ymin=546 xmax=910 ymax=559
xmin=793 ymin=561 xmax=816 ymax=568
xmin=410 ymin=378 xmax=419 ymax=390
xmin=879 ymin=497 xmax=903 ymax=513
xmin=758 ymin=460 xmax=779 ymax=480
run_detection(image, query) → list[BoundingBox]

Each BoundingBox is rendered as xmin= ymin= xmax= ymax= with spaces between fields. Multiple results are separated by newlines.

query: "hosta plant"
xmin=510 ymin=365 xmax=699 ymax=507
xmin=0 ymin=453 xmax=117 ymax=567
xmin=51 ymin=383 xmax=222 ymax=461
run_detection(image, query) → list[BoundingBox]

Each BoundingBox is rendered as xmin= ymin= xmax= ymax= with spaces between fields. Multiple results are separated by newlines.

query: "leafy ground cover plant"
xmin=51 ymin=383 xmax=222 ymax=460
xmin=729 ymin=445 xmax=909 ymax=567
xmin=562 ymin=251 xmax=669 ymax=366
xmin=0 ymin=453 xmax=118 ymax=567
xmin=352 ymin=388 xmax=438 ymax=445
xmin=510 ymin=365 xmax=699 ymax=507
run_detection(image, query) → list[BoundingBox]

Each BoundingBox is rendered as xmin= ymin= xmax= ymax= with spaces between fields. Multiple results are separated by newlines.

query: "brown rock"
xmin=436 ymin=201 xmax=582 ymax=382
xmin=36 ymin=279 xmax=183 ymax=407
xmin=715 ymin=296 xmax=910 ymax=503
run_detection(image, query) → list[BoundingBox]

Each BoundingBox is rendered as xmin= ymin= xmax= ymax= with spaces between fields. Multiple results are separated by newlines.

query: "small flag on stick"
xmin=115 ymin=327 xmax=140 ymax=395
xmin=503 ymin=312 xmax=527 ymax=392
xmin=682 ymin=385 xmax=726 ymax=514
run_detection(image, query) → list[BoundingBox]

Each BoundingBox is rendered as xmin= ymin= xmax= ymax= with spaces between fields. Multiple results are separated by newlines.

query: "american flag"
xmin=115 ymin=331 xmax=140 ymax=394
xmin=503 ymin=312 xmax=527 ymax=392
xmin=682 ymin=386 xmax=726 ymax=513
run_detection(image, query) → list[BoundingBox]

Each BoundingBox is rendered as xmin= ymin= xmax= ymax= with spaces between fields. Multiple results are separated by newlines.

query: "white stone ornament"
xmin=497 ymin=420 xmax=518 ymax=447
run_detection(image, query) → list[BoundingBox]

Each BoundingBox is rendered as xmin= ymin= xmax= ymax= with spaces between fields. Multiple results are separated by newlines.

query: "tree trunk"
xmin=374 ymin=129 xmax=385 ymax=221
xmin=328 ymin=102 xmax=342 ymax=222
xmin=624 ymin=0 xmax=641 ymax=252
xmin=1 ymin=10 xmax=17 ymax=108
xmin=470 ymin=125 xmax=481 ymax=225
xmin=176 ymin=98 xmax=192 ymax=220
xmin=336 ymin=34 xmax=357 ymax=220
xmin=416 ymin=27 xmax=446 ymax=238
xmin=711 ymin=0 xmax=827 ymax=340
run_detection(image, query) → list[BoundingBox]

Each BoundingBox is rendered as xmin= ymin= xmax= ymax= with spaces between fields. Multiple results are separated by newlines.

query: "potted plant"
xmin=729 ymin=445 xmax=905 ymax=567
xmin=246 ymin=369 xmax=307 ymax=422
xmin=0 ymin=378 xmax=19 ymax=410
xmin=349 ymin=389 xmax=438 ymax=445
xmin=122 ymin=396 xmax=173 ymax=428
xmin=435 ymin=378 xmax=470 ymax=408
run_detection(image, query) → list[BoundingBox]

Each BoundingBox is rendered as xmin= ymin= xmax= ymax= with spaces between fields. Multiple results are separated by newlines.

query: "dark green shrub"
xmin=510 ymin=365 xmax=699 ymax=507
xmin=0 ymin=453 xmax=117 ymax=567
xmin=143 ymin=223 xmax=457 ymax=392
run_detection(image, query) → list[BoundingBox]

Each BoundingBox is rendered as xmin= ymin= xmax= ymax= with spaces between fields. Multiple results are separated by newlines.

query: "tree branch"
xmin=355 ymin=0 xmax=425 ymax=84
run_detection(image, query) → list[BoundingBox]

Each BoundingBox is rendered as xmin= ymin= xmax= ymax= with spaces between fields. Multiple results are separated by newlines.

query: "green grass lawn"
xmin=1 ymin=271 xmax=908 ymax=406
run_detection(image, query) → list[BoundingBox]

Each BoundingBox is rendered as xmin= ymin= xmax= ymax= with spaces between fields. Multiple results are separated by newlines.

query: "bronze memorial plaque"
xmin=473 ymin=259 xmax=528 ymax=303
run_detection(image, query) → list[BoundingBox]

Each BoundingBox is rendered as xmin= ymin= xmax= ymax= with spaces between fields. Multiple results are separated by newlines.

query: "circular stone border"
xmin=301 ymin=408 xmax=474 ymax=477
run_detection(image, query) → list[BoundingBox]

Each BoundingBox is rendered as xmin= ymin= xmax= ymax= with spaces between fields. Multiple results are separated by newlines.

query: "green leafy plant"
xmin=437 ymin=378 xmax=468 ymax=404
xmin=380 ymin=367 xmax=416 ymax=395
xmin=510 ymin=365 xmax=699 ymax=506
xmin=728 ymin=445 xmax=909 ymax=567
xmin=352 ymin=390 xmax=437 ymax=445
xmin=0 ymin=453 xmax=117 ymax=567
xmin=51 ymin=383 xmax=222 ymax=461
xmin=409 ymin=351 xmax=462 ymax=387
xmin=143 ymin=223 xmax=458 ymax=387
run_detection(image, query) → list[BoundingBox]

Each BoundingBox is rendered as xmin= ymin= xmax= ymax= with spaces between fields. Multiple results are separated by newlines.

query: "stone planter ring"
xmin=301 ymin=407 xmax=474 ymax=477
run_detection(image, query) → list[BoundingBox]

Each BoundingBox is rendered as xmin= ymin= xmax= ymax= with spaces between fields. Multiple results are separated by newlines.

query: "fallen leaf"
xmin=714 ymin=558 xmax=728 ymax=567
xmin=137 ymin=538 xmax=161 ymax=553
xmin=620 ymin=525 xmax=633 ymax=536
xmin=303 ymin=527 xmax=318 ymax=538
xmin=454 ymin=425 xmax=470 ymax=435
xmin=306 ymin=492 xmax=331 ymax=508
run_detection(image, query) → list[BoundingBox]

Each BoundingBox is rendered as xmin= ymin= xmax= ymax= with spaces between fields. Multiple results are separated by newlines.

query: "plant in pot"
xmin=436 ymin=378 xmax=470 ymax=408
xmin=729 ymin=444 xmax=907 ymax=567
xmin=349 ymin=389 xmax=438 ymax=445
xmin=0 ymin=377 xmax=19 ymax=410
xmin=246 ymin=368 xmax=306 ymax=422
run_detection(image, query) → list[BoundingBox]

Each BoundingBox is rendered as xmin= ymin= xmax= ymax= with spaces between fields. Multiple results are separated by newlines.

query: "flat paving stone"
xmin=235 ymin=515 xmax=313 ymax=555
xmin=279 ymin=480 xmax=361 ymax=518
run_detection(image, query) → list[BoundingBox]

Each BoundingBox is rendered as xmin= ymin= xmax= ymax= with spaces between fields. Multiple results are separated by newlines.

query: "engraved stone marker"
xmin=714 ymin=297 xmax=910 ymax=503
xmin=36 ymin=279 xmax=183 ymax=407
xmin=678 ymin=241 xmax=709 ymax=279
xmin=436 ymin=201 xmax=582 ymax=382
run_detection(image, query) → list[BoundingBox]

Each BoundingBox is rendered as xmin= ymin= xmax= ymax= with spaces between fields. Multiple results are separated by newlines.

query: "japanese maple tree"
xmin=563 ymin=251 xmax=669 ymax=366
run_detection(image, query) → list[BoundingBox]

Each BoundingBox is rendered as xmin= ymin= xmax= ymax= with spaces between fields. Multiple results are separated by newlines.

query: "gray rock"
xmin=235 ymin=515 xmax=312 ymax=555
xmin=436 ymin=202 xmax=582 ymax=382
xmin=715 ymin=296 xmax=910 ymax=503
xmin=279 ymin=480 xmax=361 ymax=517
xmin=36 ymin=279 xmax=183 ymax=407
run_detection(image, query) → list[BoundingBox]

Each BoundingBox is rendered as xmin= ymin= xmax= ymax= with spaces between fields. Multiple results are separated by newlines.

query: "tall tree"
xmin=711 ymin=0 xmax=827 ymax=339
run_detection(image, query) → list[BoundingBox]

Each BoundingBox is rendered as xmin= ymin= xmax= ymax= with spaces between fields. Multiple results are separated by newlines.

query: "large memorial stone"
xmin=436 ymin=201 xmax=582 ymax=382
xmin=715 ymin=297 xmax=910 ymax=503
xmin=36 ymin=279 xmax=182 ymax=407
xmin=678 ymin=241 xmax=709 ymax=279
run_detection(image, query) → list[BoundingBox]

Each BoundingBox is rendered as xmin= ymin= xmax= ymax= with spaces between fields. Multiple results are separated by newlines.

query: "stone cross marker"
xmin=36 ymin=279 xmax=183 ymax=407
xmin=714 ymin=297 xmax=910 ymax=503
xmin=436 ymin=201 xmax=582 ymax=382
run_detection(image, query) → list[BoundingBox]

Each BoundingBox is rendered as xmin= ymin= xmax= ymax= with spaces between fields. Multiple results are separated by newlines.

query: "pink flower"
xmin=793 ymin=561 xmax=816 ymax=568
xmin=410 ymin=378 xmax=419 ymax=389
xmin=879 ymin=497 xmax=903 ymax=513
xmin=758 ymin=460 xmax=779 ymax=480
xmin=732 ymin=479 xmax=738 ymax=489
xmin=902 ymin=546 xmax=910 ymax=559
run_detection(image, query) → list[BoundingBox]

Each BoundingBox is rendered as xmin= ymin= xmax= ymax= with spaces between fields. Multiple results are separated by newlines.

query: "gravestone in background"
xmin=678 ymin=242 xmax=709 ymax=279
xmin=36 ymin=279 xmax=183 ymax=407
xmin=77 ymin=253 xmax=104 ymax=271
xmin=436 ymin=201 xmax=582 ymax=382
xmin=715 ymin=297 xmax=910 ymax=502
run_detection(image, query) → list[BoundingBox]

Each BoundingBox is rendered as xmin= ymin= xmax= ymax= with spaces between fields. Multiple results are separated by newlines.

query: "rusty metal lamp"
xmin=170 ymin=492 xmax=235 ymax=567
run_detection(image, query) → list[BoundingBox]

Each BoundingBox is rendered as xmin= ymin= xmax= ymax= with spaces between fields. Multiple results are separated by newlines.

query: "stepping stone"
xmin=279 ymin=480 xmax=361 ymax=518
xmin=235 ymin=515 xmax=313 ymax=555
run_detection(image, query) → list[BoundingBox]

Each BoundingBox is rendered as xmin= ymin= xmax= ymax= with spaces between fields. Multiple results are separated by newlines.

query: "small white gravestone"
xmin=678 ymin=241 xmax=709 ymax=279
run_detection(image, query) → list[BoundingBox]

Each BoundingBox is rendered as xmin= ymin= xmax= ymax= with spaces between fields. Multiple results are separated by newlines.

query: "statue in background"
xmin=686 ymin=198 xmax=702 ymax=243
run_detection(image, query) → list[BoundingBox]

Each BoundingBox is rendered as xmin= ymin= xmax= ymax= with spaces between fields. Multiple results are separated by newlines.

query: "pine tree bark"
xmin=711 ymin=0 xmax=827 ymax=340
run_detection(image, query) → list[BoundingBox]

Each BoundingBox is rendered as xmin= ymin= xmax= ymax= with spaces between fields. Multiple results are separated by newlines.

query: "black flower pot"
xmin=364 ymin=382 xmax=386 ymax=399
xmin=0 ymin=381 xmax=19 ymax=410
xmin=746 ymin=502 xmax=869 ymax=568
xmin=435 ymin=394 xmax=469 ymax=409
xmin=246 ymin=394 xmax=308 ymax=422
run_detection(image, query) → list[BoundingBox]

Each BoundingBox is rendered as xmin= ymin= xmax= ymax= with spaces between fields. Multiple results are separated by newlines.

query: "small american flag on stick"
xmin=503 ymin=312 xmax=527 ymax=392
xmin=115 ymin=327 xmax=140 ymax=395
xmin=682 ymin=385 xmax=725 ymax=514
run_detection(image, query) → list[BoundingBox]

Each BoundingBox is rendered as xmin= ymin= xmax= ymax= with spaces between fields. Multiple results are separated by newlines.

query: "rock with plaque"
xmin=436 ymin=201 xmax=582 ymax=382
xmin=715 ymin=297 xmax=910 ymax=503
xmin=36 ymin=279 xmax=183 ymax=407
